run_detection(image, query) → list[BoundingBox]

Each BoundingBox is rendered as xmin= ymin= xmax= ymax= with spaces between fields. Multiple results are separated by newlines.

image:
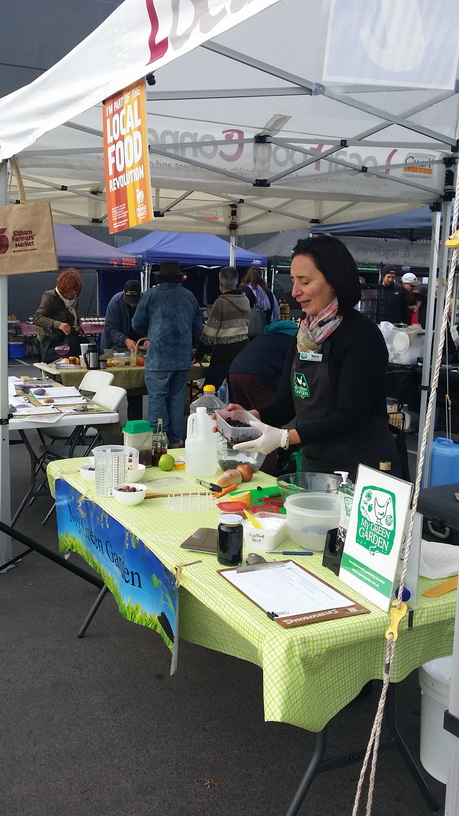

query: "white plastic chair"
xmin=78 ymin=369 xmax=114 ymax=393
xmin=92 ymin=384 xmax=126 ymax=411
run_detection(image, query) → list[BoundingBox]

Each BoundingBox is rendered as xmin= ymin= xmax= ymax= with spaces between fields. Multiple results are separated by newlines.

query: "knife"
xmin=196 ymin=478 xmax=221 ymax=492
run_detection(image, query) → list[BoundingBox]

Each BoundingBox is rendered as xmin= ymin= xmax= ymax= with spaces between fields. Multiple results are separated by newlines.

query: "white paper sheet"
xmin=34 ymin=396 xmax=88 ymax=405
xmin=31 ymin=386 xmax=81 ymax=398
xmin=221 ymin=561 xmax=355 ymax=618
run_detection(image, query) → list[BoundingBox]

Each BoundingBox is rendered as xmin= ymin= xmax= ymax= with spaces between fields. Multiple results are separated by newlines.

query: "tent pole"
xmin=229 ymin=233 xmax=237 ymax=266
xmin=421 ymin=199 xmax=452 ymax=485
xmin=415 ymin=206 xmax=441 ymax=479
xmin=0 ymin=160 xmax=12 ymax=566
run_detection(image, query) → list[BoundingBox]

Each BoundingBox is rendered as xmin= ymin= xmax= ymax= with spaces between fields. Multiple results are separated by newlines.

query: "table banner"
xmin=55 ymin=479 xmax=177 ymax=651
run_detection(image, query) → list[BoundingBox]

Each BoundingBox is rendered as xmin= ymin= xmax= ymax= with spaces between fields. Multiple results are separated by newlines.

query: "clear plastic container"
xmin=190 ymin=385 xmax=226 ymax=415
xmin=217 ymin=435 xmax=265 ymax=473
xmin=285 ymin=492 xmax=340 ymax=552
xmin=93 ymin=445 xmax=135 ymax=496
xmin=122 ymin=419 xmax=153 ymax=467
xmin=215 ymin=408 xmax=262 ymax=445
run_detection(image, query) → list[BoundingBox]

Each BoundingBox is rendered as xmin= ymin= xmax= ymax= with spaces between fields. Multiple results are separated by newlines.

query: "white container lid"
xmin=219 ymin=513 xmax=243 ymax=525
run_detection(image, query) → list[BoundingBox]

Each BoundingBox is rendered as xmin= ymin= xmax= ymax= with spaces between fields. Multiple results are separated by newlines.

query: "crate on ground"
xmin=8 ymin=341 xmax=24 ymax=359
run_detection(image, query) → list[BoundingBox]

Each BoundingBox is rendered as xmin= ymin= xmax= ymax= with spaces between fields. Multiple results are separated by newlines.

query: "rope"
xmin=352 ymin=167 xmax=459 ymax=815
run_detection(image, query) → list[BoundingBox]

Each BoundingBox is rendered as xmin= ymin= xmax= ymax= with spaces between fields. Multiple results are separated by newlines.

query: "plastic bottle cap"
xmin=203 ymin=385 xmax=216 ymax=392
xmin=219 ymin=514 xmax=243 ymax=526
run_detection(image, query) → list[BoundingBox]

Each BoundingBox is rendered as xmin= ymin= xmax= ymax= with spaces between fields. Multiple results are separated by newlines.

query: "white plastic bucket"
xmin=418 ymin=655 xmax=453 ymax=783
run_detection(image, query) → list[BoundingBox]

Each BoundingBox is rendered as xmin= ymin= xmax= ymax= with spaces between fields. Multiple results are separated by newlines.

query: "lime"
xmin=158 ymin=453 xmax=175 ymax=471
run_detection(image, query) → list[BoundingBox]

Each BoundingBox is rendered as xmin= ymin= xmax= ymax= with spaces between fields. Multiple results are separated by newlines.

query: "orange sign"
xmin=103 ymin=80 xmax=153 ymax=233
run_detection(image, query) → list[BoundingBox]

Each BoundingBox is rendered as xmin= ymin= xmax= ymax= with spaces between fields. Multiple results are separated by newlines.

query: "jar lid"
xmin=219 ymin=513 xmax=243 ymax=526
xmin=122 ymin=420 xmax=152 ymax=434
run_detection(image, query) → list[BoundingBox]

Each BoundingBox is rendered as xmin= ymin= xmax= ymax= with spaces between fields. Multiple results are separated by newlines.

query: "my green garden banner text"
xmin=55 ymin=479 xmax=177 ymax=650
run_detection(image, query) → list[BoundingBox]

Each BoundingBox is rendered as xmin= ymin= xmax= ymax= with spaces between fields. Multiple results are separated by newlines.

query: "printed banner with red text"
xmin=103 ymin=80 xmax=153 ymax=233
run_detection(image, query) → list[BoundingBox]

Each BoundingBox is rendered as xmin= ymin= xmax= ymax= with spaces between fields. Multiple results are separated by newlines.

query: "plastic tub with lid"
xmin=285 ymin=492 xmax=340 ymax=552
xmin=243 ymin=512 xmax=288 ymax=552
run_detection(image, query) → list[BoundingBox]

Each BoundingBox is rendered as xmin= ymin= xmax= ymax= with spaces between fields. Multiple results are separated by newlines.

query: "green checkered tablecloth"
xmin=47 ymin=457 xmax=456 ymax=733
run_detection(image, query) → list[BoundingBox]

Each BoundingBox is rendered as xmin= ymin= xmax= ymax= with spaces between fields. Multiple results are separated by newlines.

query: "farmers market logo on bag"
xmin=293 ymin=371 xmax=310 ymax=399
xmin=356 ymin=485 xmax=396 ymax=555
xmin=0 ymin=228 xmax=37 ymax=254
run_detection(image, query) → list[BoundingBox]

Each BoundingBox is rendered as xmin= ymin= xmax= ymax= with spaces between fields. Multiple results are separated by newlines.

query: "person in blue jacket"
xmin=132 ymin=260 xmax=203 ymax=447
xmin=101 ymin=279 xmax=144 ymax=420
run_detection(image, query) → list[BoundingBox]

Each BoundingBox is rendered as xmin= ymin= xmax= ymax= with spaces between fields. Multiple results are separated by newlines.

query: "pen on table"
xmin=267 ymin=550 xmax=314 ymax=556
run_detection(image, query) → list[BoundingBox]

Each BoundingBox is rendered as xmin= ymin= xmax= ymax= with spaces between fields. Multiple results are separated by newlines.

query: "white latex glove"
xmin=233 ymin=420 xmax=284 ymax=455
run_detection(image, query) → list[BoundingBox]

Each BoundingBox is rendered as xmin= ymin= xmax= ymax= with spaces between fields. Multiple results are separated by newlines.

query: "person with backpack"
xmin=192 ymin=266 xmax=250 ymax=390
xmin=239 ymin=266 xmax=279 ymax=338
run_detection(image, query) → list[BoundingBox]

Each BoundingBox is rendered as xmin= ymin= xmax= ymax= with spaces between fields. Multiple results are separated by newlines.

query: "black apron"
xmin=291 ymin=343 xmax=400 ymax=482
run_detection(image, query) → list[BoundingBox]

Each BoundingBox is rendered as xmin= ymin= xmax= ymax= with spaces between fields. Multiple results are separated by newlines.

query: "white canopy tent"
xmin=1 ymin=0 xmax=459 ymax=235
xmin=2 ymin=1 xmax=459 ymax=812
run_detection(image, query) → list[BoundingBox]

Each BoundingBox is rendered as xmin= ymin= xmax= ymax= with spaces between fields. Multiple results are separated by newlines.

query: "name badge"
xmin=300 ymin=351 xmax=323 ymax=362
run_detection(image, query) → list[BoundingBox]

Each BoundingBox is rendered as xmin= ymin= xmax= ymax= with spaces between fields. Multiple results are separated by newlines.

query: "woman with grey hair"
xmin=192 ymin=265 xmax=250 ymax=390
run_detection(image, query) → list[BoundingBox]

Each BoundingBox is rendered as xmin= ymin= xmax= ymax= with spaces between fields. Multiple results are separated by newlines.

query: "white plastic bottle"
xmin=189 ymin=384 xmax=227 ymax=415
xmin=185 ymin=406 xmax=218 ymax=477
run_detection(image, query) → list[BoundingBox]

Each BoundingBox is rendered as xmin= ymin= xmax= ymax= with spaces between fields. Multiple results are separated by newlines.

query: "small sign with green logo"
xmin=339 ymin=465 xmax=412 ymax=611
xmin=293 ymin=371 xmax=310 ymax=399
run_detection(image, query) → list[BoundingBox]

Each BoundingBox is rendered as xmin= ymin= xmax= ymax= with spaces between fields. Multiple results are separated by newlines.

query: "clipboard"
xmin=218 ymin=560 xmax=369 ymax=628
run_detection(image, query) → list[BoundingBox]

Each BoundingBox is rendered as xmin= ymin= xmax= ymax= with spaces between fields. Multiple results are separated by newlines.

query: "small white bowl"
xmin=112 ymin=483 xmax=147 ymax=506
xmin=126 ymin=463 xmax=146 ymax=483
xmin=80 ymin=463 xmax=96 ymax=482
xmin=85 ymin=456 xmax=95 ymax=468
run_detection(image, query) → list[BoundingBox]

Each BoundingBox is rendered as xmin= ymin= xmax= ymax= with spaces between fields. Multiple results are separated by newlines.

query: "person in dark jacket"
xmin=192 ymin=266 xmax=250 ymax=390
xmin=228 ymin=319 xmax=298 ymax=474
xmin=376 ymin=265 xmax=403 ymax=324
xmin=101 ymin=279 xmax=145 ymax=420
xmin=230 ymin=236 xmax=400 ymax=482
xmin=228 ymin=320 xmax=298 ymax=409
xmin=33 ymin=267 xmax=84 ymax=363
xmin=101 ymin=280 xmax=143 ymax=352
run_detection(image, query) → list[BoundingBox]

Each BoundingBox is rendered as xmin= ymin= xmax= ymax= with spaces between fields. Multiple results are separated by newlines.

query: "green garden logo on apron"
xmin=293 ymin=371 xmax=310 ymax=399
xmin=356 ymin=485 xmax=396 ymax=555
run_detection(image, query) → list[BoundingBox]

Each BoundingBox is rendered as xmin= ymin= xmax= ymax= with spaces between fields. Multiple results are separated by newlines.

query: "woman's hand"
xmin=233 ymin=420 xmax=284 ymax=455
xmin=124 ymin=338 xmax=137 ymax=351
xmin=59 ymin=322 xmax=72 ymax=335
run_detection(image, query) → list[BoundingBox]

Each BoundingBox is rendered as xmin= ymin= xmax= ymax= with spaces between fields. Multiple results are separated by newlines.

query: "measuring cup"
xmin=93 ymin=445 xmax=130 ymax=496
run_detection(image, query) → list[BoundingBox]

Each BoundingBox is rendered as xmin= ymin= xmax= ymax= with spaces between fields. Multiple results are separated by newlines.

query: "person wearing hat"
xmin=101 ymin=279 xmax=145 ymax=420
xmin=401 ymin=272 xmax=421 ymax=324
xmin=132 ymin=260 xmax=203 ymax=447
xmin=375 ymin=264 xmax=403 ymax=324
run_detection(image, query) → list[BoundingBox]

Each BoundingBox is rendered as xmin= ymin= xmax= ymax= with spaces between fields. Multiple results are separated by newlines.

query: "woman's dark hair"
xmin=292 ymin=235 xmax=361 ymax=314
xmin=240 ymin=266 xmax=268 ymax=292
xmin=56 ymin=267 xmax=83 ymax=298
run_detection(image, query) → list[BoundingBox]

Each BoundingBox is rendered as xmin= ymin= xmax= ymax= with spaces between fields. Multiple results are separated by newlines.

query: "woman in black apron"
xmin=233 ymin=236 xmax=400 ymax=482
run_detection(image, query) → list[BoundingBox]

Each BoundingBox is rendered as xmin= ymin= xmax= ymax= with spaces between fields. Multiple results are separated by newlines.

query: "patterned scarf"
xmin=297 ymin=297 xmax=342 ymax=353
xmin=56 ymin=287 xmax=78 ymax=329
